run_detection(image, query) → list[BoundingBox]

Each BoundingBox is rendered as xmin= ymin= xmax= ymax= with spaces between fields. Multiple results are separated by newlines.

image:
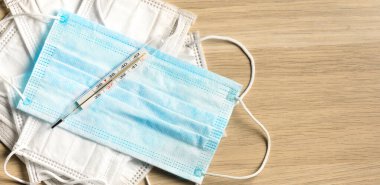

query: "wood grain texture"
xmin=1 ymin=0 xmax=380 ymax=184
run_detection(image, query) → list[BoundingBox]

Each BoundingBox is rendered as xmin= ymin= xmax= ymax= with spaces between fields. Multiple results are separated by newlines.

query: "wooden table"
xmin=1 ymin=1 xmax=380 ymax=184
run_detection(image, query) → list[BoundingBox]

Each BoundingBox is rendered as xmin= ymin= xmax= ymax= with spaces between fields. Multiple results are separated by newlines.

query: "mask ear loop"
xmin=0 ymin=13 xmax=62 ymax=27
xmin=0 ymin=74 xmax=26 ymax=102
xmin=3 ymin=146 xmax=107 ymax=185
xmin=193 ymin=36 xmax=271 ymax=181
xmin=3 ymin=146 xmax=33 ymax=184
xmin=198 ymin=36 xmax=255 ymax=99
xmin=145 ymin=174 xmax=152 ymax=185
xmin=38 ymin=170 xmax=107 ymax=185
xmin=0 ymin=12 xmax=64 ymax=101
xmin=0 ymin=75 xmax=107 ymax=185
xmin=205 ymin=97 xmax=271 ymax=180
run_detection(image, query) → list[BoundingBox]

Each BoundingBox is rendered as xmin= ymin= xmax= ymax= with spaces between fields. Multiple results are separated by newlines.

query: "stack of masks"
xmin=0 ymin=0 xmax=270 ymax=185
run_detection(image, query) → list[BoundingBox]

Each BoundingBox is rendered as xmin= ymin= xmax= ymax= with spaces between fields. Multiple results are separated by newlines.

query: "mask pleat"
xmin=0 ymin=120 xmax=17 ymax=149
xmin=105 ymin=85 xmax=213 ymax=138
xmin=62 ymin=135 xmax=97 ymax=173
xmin=145 ymin=8 xmax=178 ymax=48
xmin=40 ymin=126 xmax=77 ymax=164
xmin=0 ymin=26 xmax=31 ymax=77
xmin=121 ymin=1 xmax=160 ymax=43
xmin=101 ymin=0 xmax=140 ymax=33
xmin=70 ymin=94 xmax=211 ymax=149
xmin=81 ymin=144 xmax=117 ymax=179
xmin=27 ymin=122 xmax=52 ymax=154
xmin=37 ymin=69 xmax=88 ymax=105
xmin=118 ymin=78 xmax=218 ymax=123
xmin=0 ymin=96 xmax=13 ymax=129
xmin=49 ymin=57 xmax=103 ymax=87
xmin=52 ymin=46 xmax=115 ymax=78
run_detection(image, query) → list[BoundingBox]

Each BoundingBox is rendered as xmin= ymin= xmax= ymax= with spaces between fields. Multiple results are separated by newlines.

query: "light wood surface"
xmin=1 ymin=0 xmax=380 ymax=184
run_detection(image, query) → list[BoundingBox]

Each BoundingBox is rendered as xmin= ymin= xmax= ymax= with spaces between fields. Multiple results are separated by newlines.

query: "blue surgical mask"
xmin=15 ymin=10 xmax=270 ymax=184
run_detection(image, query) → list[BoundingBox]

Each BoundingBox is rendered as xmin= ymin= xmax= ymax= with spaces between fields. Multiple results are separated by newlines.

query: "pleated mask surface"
xmin=0 ymin=82 xmax=17 ymax=150
xmin=0 ymin=20 xmax=19 ymax=149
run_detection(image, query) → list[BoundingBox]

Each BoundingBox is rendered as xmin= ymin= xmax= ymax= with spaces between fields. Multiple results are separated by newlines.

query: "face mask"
xmin=0 ymin=19 xmax=18 ymax=148
xmin=0 ymin=85 xmax=17 ymax=150
xmin=0 ymin=26 xmax=206 ymax=184
xmin=3 ymin=0 xmax=195 ymax=59
xmin=1 ymin=0 xmax=197 ymax=137
xmin=1 ymin=0 xmax=197 ymax=184
xmin=0 ymin=17 xmax=63 ymax=183
xmin=0 ymin=15 xmax=209 ymax=185
xmin=3 ymin=0 xmax=84 ymax=58
xmin=4 ymin=33 xmax=209 ymax=185
xmin=12 ymin=11 xmax=270 ymax=184
xmin=0 ymin=19 xmax=27 ymax=149
xmin=83 ymin=0 xmax=196 ymax=56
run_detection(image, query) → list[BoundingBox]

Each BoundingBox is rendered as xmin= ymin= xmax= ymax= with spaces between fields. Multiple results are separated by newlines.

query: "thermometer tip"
xmin=51 ymin=119 xmax=63 ymax=129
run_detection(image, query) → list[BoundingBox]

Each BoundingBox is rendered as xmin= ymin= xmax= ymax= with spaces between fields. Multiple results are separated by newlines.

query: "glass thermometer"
xmin=52 ymin=49 xmax=149 ymax=128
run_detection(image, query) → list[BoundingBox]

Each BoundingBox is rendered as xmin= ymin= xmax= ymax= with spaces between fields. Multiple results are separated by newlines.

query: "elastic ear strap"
xmin=199 ymin=35 xmax=255 ymax=100
xmin=205 ymin=98 xmax=271 ymax=180
xmin=3 ymin=146 xmax=31 ymax=184
xmin=0 ymin=73 xmax=26 ymax=101
xmin=0 ymin=13 xmax=62 ymax=28
xmin=199 ymin=35 xmax=270 ymax=180
xmin=145 ymin=174 xmax=152 ymax=185
xmin=2 ymin=147 xmax=103 ymax=185
xmin=39 ymin=170 xmax=107 ymax=185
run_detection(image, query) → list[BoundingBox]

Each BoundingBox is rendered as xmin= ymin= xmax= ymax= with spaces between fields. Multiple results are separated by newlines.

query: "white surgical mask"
xmin=3 ymin=0 xmax=196 ymax=59
xmin=83 ymin=0 xmax=196 ymax=56
xmin=0 ymin=19 xmax=20 ymax=148
xmin=0 ymin=83 xmax=17 ymax=150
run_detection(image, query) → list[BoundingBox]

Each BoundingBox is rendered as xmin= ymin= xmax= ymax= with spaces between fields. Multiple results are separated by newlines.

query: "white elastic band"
xmin=145 ymin=174 xmax=152 ymax=185
xmin=3 ymin=146 xmax=30 ymax=184
xmin=0 ymin=13 xmax=61 ymax=27
xmin=0 ymin=74 xmax=26 ymax=101
xmin=199 ymin=36 xmax=270 ymax=180
xmin=205 ymin=98 xmax=271 ymax=179
xmin=39 ymin=170 xmax=107 ymax=185
xmin=0 ymin=12 xmax=60 ymax=101
xmin=199 ymin=35 xmax=255 ymax=100
xmin=4 ymin=146 xmax=107 ymax=185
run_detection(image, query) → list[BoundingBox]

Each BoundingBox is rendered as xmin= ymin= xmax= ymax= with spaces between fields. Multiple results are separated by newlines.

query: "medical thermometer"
xmin=52 ymin=49 xmax=149 ymax=128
